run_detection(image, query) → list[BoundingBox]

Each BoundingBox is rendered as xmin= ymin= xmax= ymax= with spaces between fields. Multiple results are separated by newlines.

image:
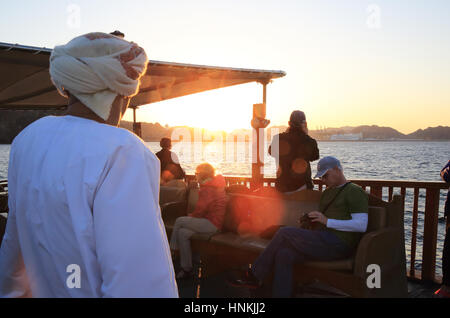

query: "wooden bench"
xmin=161 ymin=185 xmax=408 ymax=298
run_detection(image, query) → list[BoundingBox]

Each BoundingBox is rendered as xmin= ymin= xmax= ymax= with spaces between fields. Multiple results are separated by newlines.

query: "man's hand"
xmin=307 ymin=211 xmax=328 ymax=226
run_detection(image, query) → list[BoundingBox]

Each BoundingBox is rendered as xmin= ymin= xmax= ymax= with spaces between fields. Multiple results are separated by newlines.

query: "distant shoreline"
xmin=2 ymin=113 xmax=449 ymax=143
xmin=316 ymin=139 xmax=450 ymax=142
xmin=2 ymin=139 xmax=450 ymax=146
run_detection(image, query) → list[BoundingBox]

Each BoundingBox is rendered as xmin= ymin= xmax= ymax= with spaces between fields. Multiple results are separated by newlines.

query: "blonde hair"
xmin=195 ymin=163 xmax=215 ymax=182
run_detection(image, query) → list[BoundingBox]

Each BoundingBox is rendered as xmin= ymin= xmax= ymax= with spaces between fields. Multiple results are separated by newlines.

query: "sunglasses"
xmin=320 ymin=171 xmax=330 ymax=180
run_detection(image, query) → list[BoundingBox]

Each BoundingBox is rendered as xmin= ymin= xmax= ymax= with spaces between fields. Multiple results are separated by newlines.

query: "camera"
xmin=299 ymin=213 xmax=313 ymax=229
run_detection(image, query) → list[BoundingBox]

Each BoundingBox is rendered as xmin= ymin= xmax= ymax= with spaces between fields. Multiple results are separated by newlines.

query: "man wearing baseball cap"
xmin=229 ymin=156 xmax=368 ymax=297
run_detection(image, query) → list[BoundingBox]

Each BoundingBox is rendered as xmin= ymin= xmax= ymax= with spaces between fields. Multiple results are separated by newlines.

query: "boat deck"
xmin=176 ymin=263 xmax=440 ymax=298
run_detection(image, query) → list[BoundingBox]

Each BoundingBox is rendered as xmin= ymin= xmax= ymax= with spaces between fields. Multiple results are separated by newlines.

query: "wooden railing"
xmin=337 ymin=179 xmax=448 ymax=284
xmin=1 ymin=177 xmax=448 ymax=283
xmin=186 ymin=175 xmax=449 ymax=284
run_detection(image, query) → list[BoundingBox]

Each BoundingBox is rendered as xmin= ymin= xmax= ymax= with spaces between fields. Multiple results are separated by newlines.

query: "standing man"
xmin=0 ymin=32 xmax=178 ymax=297
xmin=229 ymin=156 xmax=368 ymax=297
xmin=269 ymin=110 xmax=319 ymax=193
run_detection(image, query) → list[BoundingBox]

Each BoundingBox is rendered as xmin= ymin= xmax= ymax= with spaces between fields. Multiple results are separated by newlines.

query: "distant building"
xmin=329 ymin=133 xmax=363 ymax=141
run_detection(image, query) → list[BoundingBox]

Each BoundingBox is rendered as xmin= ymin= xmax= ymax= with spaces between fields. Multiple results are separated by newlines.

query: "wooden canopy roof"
xmin=0 ymin=42 xmax=285 ymax=110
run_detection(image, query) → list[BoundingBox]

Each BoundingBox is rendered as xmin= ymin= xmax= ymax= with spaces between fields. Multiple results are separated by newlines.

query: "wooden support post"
xmin=251 ymin=81 xmax=269 ymax=191
xmin=370 ymin=186 xmax=383 ymax=199
xmin=251 ymin=128 xmax=264 ymax=191
xmin=409 ymin=187 xmax=419 ymax=278
xmin=421 ymin=188 xmax=440 ymax=282
xmin=400 ymin=187 xmax=406 ymax=216
xmin=133 ymin=122 xmax=142 ymax=138
xmin=132 ymin=107 xmax=142 ymax=138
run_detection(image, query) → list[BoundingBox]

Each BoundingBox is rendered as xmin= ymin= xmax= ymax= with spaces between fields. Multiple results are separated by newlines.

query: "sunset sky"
xmin=1 ymin=0 xmax=449 ymax=134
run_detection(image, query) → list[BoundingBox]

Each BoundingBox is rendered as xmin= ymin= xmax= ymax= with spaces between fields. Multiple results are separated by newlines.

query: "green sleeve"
xmin=346 ymin=186 xmax=369 ymax=214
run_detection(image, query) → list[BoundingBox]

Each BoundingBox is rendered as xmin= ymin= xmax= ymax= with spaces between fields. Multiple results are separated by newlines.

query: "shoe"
xmin=227 ymin=269 xmax=262 ymax=289
xmin=434 ymin=287 xmax=450 ymax=298
xmin=176 ymin=269 xmax=193 ymax=280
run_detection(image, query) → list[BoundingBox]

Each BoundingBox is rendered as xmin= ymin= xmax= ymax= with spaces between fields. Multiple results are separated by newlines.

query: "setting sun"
xmin=124 ymin=82 xmax=264 ymax=132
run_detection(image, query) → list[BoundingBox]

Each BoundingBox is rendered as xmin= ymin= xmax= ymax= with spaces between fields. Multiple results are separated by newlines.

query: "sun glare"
xmin=125 ymin=83 xmax=261 ymax=133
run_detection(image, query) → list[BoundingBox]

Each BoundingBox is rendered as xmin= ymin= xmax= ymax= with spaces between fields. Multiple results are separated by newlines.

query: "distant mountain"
xmin=118 ymin=122 xmax=450 ymax=142
xmin=349 ymin=125 xmax=406 ymax=140
xmin=120 ymin=121 xmax=170 ymax=141
xmin=120 ymin=121 xmax=229 ymax=142
xmin=406 ymin=126 xmax=450 ymax=140
xmin=0 ymin=110 xmax=449 ymax=143
xmin=308 ymin=125 xmax=450 ymax=141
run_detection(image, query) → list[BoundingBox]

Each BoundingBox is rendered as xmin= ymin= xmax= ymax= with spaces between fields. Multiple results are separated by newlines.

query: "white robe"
xmin=0 ymin=115 xmax=178 ymax=297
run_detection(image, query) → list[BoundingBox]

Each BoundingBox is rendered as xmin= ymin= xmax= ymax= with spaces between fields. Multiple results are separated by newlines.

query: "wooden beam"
xmin=421 ymin=188 xmax=440 ymax=282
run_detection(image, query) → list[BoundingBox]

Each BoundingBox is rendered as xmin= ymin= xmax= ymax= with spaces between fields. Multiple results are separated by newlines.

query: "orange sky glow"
xmin=2 ymin=1 xmax=449 ymax=135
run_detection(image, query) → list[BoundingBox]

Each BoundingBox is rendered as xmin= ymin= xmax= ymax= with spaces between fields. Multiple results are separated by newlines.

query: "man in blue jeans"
xmin=229 ymin=156 xmax=369 ymax=297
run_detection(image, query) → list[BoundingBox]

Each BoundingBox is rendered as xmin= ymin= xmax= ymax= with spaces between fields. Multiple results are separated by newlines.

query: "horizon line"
xmin=120 ymin=120 xmax=450 ymax=135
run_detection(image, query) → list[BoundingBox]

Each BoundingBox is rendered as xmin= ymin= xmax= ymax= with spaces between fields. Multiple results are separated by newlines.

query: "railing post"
xmin=370 ymin=185 xmax=383 ymax=199
xmin=400 ymin=187 xmax=406 ymax=211
xmin=409 ymin=187 xmax=419 ymax=278
xmin=421 ymin=188 xmax=440 ymax=282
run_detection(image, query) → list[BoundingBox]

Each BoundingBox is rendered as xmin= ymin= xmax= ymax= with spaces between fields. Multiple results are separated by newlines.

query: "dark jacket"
xmin=442 ymin=160 xmax=450 ymax=217
xmin=155 ymin=148 xmax=185 ymax=180
xmin=269 ymin=128 xmax=319 ymax=192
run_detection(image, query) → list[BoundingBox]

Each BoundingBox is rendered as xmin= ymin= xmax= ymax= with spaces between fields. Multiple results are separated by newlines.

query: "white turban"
xmin=49 ymin=32 xmax=148 ymax=121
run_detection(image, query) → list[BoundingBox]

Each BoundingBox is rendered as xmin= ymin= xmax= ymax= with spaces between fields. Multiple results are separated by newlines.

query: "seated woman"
xmin=169 ymin=163 xmax=227 ymax=279
xmin=156 ymin=137 xmax=186 ymax=186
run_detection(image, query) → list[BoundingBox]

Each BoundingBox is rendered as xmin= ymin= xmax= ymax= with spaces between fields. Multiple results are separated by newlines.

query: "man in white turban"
xmin=0 ymin=32 xmax=178 ymax=297
xmin=49 ymin=32 xmax=149 ymax=123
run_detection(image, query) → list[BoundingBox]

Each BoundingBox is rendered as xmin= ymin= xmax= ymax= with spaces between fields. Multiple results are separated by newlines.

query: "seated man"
xmin=229 ymin=156 xmax=368 ymax=297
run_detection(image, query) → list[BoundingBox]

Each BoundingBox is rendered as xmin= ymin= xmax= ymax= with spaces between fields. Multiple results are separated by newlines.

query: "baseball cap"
xmin=289 ymin=110 xmax=306 ymax=127
xmin=314 ymin=156 xmax=342 ymax=178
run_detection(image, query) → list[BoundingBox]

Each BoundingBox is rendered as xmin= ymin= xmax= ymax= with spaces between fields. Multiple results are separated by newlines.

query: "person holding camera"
xmin=268 ymin=110 xmax=319 ymax=193
xmin=229 ymin=156 xmax=368 ymax=297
